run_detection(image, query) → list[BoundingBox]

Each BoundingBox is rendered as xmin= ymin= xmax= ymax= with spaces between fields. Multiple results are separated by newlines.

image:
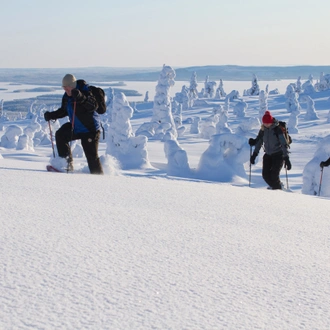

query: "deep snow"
xmin=1 ymin=77 xmax=330 ymax=329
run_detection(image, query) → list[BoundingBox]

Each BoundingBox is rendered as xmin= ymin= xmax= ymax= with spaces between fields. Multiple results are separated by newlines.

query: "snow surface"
xmin=1 ymin=79 xmax=330 ymax=329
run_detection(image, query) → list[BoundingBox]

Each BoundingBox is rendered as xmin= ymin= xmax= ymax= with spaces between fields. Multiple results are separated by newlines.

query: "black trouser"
xmin=55 ymin=122 xmax=103 ymax=174
xmin=262 ymin=152 xmax=283 ymax=189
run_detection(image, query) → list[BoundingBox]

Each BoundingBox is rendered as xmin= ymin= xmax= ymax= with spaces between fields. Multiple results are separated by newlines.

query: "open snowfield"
xmin=1 ymin=77 xmax=330 ymax=329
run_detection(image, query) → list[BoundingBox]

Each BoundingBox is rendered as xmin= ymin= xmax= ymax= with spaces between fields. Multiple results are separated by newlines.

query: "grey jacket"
xmin=254 ymin=120 xmax=289 ymax=158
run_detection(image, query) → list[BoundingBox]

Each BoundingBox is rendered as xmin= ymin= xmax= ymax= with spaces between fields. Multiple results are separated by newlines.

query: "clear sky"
xmin=1 ymin=0 xmax=330 ymax=68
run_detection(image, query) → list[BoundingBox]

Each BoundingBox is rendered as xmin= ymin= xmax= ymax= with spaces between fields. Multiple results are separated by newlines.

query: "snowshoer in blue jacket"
xmin=249 ymin=111 xmax=291 ymax=190
xmin=44 ymin=74 xmax=103 ymax=174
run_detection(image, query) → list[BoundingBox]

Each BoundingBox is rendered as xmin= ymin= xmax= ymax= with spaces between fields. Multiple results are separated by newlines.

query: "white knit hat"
xmin=62 ymin=74 xmax=77 ymax=88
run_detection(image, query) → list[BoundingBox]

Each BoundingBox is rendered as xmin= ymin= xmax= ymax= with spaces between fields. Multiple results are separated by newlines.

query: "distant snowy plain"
xmin=1 ymin=78 xmax=330 ymax=329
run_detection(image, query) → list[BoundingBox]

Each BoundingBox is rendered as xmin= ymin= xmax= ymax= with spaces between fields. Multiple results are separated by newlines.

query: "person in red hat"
xmin=248 ymin=111 xmax=291 ymax=190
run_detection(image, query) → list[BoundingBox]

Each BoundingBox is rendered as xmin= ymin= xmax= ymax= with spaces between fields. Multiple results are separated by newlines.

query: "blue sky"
xmin=1 ymin=0 xmax=330 ymax=68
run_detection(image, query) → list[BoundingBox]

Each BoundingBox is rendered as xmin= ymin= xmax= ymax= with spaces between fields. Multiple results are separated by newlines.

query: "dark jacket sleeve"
xmin=49 ymin=96 xmax=68 ymax=120
xmin=253 ymin=129 xmax=264 ymax=155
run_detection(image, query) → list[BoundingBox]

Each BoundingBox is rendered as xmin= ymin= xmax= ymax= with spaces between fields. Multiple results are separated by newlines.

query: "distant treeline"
xmin=1 ymin=65 xmax=330 ymax=84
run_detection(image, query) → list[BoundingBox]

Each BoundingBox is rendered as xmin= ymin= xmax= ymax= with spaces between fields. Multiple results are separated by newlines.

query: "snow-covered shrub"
xmin=225 ymin=90 xmax=240 ymax=102
xmin=199 ymin=116 xmax=218 ymax=139
xmin=196 ymin=133 xmax=250 ymax=182
xmin=1 ymin=125 xmax=23 ymax=148
xmin=216 ymin=109 xmax=232 ymax=134
xmin=190 ymin=116 xmax=201 ymax=134
xmin=163 ymin=132 xmax=191 ymax=177
xmin=233 ymin=100 xmax=247 ymax=118
xmin=236 ymin=117 xmax=260 ymax=135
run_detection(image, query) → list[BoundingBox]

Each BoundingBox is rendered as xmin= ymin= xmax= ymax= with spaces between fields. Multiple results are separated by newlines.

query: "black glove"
xmin=248 ymin=138 xmax=256 ymax=146
xmin=44 ymin=111 xmax=52 ymax=122
xmin=250 ymin=152 xmax=257 ymax=165
xmin=71 ymin=88 xmax=85 ymax=102
xmin=284 ymin=156 xmax=291 ymax=170
xmin=320 ymin=160 xmax=330 ymax=168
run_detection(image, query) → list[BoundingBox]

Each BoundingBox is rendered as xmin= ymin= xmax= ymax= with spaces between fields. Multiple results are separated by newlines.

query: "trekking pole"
xmin=318 ymin=167 xmax=324 ymax=196
xmin=48 ymin=121 xmax=55 ymax=158
xmin=249 ymin=145 xmax=252 ymax=187
xmin=68 ymin=100 xmax=77 ymax=173
xmin=285 ymin=166 xmax=289 ymax=190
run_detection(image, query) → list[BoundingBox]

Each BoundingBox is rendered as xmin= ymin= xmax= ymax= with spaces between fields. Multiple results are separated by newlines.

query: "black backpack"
xmin=276 ymin=121 xmax=292 ymax=147
xmin=89 ymin=86 xmax=106 ymax=114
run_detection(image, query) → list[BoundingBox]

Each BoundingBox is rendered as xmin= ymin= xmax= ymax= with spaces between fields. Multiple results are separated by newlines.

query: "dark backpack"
xmin=89 ymin=86 xmax=106 ymax=114
xmin=276 ymin=121 xmax=292 ymax=147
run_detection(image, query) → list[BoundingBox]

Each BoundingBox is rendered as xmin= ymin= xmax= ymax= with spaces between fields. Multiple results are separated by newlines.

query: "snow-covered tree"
xmin=204 ymin=79 xmax=217 ymax=98
xmin=188 ymin=72 xmax=198 ymax=108
xmin=215 ymin=79 xmax=226 ymax=99
xmin=285 ymin=84 xmax=301 ymax=113
xmin=144 ymin=91 xmax=149 ymax=102
xmin=106 ymin=92 xmax=150 ymax=169
xmin=301 ymin=75 xmax=316 ymax=94
xmin=150 ymin=64 xmax=177 ymax=139
xmin=299 ymin=94 xmax=319 ymax=120
xmin=216 ymin=108 xmax=232 ymax=134
xmin=259 ymin=90 xmax=268 ymax=121
xmin=203 ymin=76 xmax=209 ymax=97
xmin=315 ymin=72 xmax=330 ymax=91
xmin=287 ymin=103 xmax=301 ymax=134
xmin=246 ymin=74 xmax=260 ymax=96
xmin=302 ymin=135 xmax=330 ymax=196
xmin=174 ymin=85 xmax=189 ymax=110
xmin=105 ymin=87 xmax=114 ymax=122
xmin=296 ymin=76 xmax=302 ymax=93
xmin=26 ymin=100 xmax=37 ymax=119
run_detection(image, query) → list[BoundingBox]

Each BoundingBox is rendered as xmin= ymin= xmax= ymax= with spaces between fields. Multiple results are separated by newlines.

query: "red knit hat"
xmin=262 ymin=111 xmax=273 ymax=124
